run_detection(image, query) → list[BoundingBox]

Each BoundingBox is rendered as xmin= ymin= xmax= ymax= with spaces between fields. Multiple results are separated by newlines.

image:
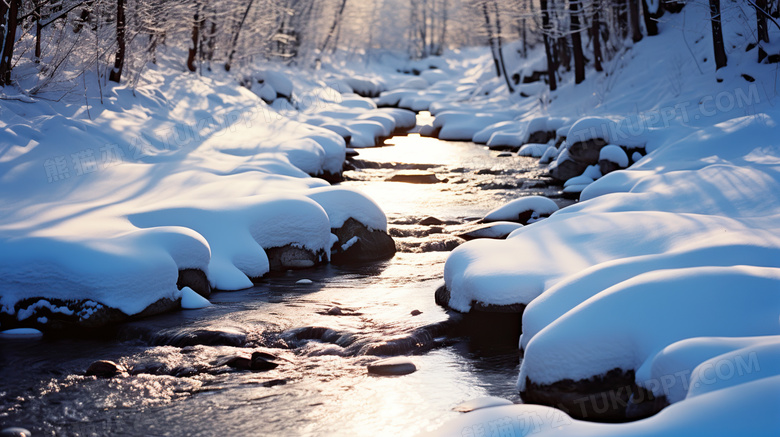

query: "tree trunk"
xmin=108 ymin=0 xmax=126 ymax=83
xmin=558 ymin=37 xmax=570 ymax=71
xmin=570 ymin=0 xmax=585 ymax=83
xmin=540 ymin=0 xmax=557 ymax=91
xmin=629 ymin=0 xmax=642 ymax=42
xmin=641 ymin=0 xmax=662 ymax=36
xmin=482 ymin=1 xmax=501 ymax=77
xmin=34 ymin=1 xmax=41 ymax=62
xmin=437 ymin=0 xmax=448 ymax=55
xmin=493 ymin=1 xmax=514 ymax=91
xmin=320 ymin=0 xmax=347 ymax=54
xmin=616 ymin=0 xmax=629 ymax=39
xmin=709 ymin=0 xmax=727 ymax=70
xmin=187 ymin=3 xmax=201 ymax=72
xmin=225 ymin=0 xmax=255 ymax=72
xmin=0 ymin=0 xmax=20 ymax=85
xmin=756 ymin=0 xmax=770 ymax=62
xmin=592 ymin=8 xmax=603 ymax=72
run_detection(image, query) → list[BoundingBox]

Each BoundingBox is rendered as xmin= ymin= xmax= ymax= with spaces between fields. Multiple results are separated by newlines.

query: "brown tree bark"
xmin=629 ymin=0 xmax=643 ymax=42
xmin=570 ymin=0 xmax=585 ymax=83
xmin=187 ymin=3 xmax=201 ymax=72
xmin=592 ymin=8 xmax=603 ymax=72
xmin=493 ymin=0 xmax=514 ymax=92
xmin=709 ymin=0 xmax=727 ymax=70
xmin=482 ymin=1 xmax=501 ymax=77
xmin=540 ymin=0 xmax=557 ymax=90
xmin=225 ymin=0 xmax=255 ymax=72
xmin=109 ymin=0 xmax=126 ymax=83
xmin=0 ymin=0 xmax=20 ymax=85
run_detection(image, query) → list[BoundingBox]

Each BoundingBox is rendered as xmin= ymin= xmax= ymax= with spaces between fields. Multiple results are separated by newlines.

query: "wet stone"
xmin=367 ymin=357 xmax=417 ymax=376
xmin=86 ymin=360 xmax=125 ymax=378
xmin=0 ymin=428 xmax=31 ymax=437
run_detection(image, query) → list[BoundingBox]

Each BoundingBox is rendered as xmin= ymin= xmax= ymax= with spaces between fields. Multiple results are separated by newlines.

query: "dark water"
xmin=0 ymin=113 xmax=569 ymax=436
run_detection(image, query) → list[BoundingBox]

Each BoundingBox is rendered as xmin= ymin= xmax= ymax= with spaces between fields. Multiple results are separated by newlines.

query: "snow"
xmin=517 ymin=143 xmax=548 ymax=158
xmin=306 ymin=186 xmax=388 ymax=231
xmin=634 ymin=335 xmax=780 ymax=404
xmin=180 ymin=287 xmax=211 ymax=310
xmin=0 ymin=328 xmax=44 ymax=339
xmin=518 ymin=266 xmax=780 ymax=389
xmin=483 ymin=196 xmax=558 ymax=223
xmin=433 ymin=111 xmax=517 ymax=141
xmin=599 ymin=145 xmax=629 ymax=167
xmin=432 ymin=375 xmax=780 ymax=436
xmin=0 ymin=53 xmax=400 ymax=320
xmin=452 ymin=396 xmax=514 ymax=413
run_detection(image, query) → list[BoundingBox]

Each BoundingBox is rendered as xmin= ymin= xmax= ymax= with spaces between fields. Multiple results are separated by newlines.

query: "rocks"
xmin=527 ymin=130 xmax=557 ymax=145
xmin=225 ymin=351 xmax=281 ymax=372
xmin=387 ymin=170 xmax=441 ymax=184
xmin=361 ymin=330 xmax=438 ymax=356
xmin=86 ymin=360 xmax=125 ymax=378
xmin=152 ymin=327 xmax=247 ymax=348
xmin=419 ymin=216 xmax=445 ymax=226
xmin=549 ymin=155 xmax=589 ymax=182
xmin=331 ymin=218 xmax=396 ymax=264
xmin=0 ymin=296 xmax=179 ymax=332
xmin=0 ymin=428 xmax=31 ymax=437
xmin=410 ymin=310 xmax=422 ymax=316
xmin=265 ymin=245 xmax=324 ymax=271
xmin=327 ymin=306 xmax=344 ymax=316
xmin=367 ymin=357 xmax=417 ymax=376
xmin=567 ymin=138 xmax=609 ymax=164
xmin=177 ymin=268 xmax=211 ymax=298
xmin=434 ymin=285 xmax=525 ymax=349
xmin=520 ymin=368 xmax=636 ymax=422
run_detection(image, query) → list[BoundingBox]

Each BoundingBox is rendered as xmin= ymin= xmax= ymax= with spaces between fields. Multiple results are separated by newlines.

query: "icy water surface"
xmin=0 ymin=113 xmax=569 ymax=436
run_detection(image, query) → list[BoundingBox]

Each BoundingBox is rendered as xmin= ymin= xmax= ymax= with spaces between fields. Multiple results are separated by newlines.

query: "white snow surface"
xmin=431 ymin=375 xmax=780 ymax=436
xmin=432 ymin=7 xmax=780 ymax=432
xmin=483 ymin=196 xmax=559 ymax=223
xmin=0 ymin=57 xmax=396 ymax=317
xmin=599 ymin=145 xmax=629 ymax=167
xmin=180 ymin=287 xmax=211 ymax=310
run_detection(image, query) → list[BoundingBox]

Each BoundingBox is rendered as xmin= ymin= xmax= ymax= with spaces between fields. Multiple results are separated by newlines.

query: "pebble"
xmin=86 ymin=360 xmax=125 ymax=378
xmin=367 ymin=357 xmax=417 ymax=376
xmin=0 ymin=428 xmax=31 ymax=437
xmin=296 ymin=279 xmax=313 ymax=284
xmin=410 ymin=310 xmax=422 ymax=316
xmin=327 ymin=306 xmax=343 ymax=316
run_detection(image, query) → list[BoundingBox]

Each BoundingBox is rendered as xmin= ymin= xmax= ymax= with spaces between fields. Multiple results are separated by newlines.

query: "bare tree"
xmin=709 ymin=0 xmax=727 ymax=70
xmin=109 ymin=0 xmax=127 ymax=82
xmin=0 ymin=0 xmax=21 ymax=85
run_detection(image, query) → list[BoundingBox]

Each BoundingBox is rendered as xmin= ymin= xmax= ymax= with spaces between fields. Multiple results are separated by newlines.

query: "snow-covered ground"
xmin=0 ymin=47 xmax=441 ymax=329
xmin=425 ymin=3 xmax=780 ymax=434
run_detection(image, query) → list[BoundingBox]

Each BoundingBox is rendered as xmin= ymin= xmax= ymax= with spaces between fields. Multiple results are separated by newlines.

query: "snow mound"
xmin=483 ymin=196 xmax=558 ymax=223
xmin=180 ymin=287 xmax=211 ymax=310
xmin=432 ymin=375 xmax=780 ymax=436
xmin=518 ymin=266 xmax=780 ymax=389
xmin=599 ymin=145 xmax=629 ymax=167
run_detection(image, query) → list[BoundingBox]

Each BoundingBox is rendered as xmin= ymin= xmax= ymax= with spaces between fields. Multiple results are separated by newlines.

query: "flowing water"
xmin=0 ymin=113 xmax=570 ymax=436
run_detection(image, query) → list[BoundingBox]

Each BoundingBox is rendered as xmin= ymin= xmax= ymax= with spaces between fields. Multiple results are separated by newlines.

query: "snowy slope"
xmin=0 ymin=56 xmax=398 ymax=327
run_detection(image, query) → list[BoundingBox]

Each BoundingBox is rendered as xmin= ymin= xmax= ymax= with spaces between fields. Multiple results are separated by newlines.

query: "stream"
xmin=0 ymin=112 xmax=571 ymax=436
